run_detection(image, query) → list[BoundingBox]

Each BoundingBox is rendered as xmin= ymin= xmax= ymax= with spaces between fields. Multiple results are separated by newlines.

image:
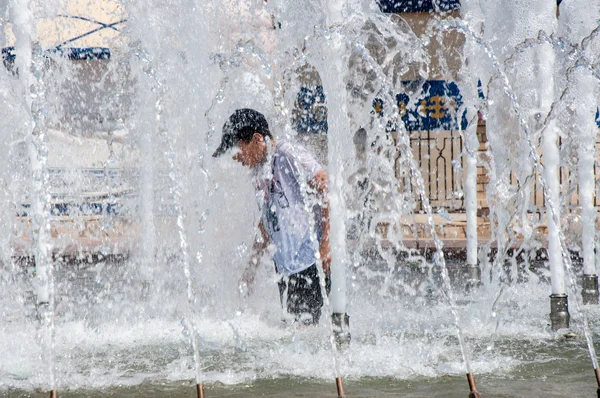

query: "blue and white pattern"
xmin=376 ymin=0 xmax=461 ymax=13
xmin=374 ymin=80 xmax=468 ymax=131
xmin=294 ymin=85 xmax=328 ymax=135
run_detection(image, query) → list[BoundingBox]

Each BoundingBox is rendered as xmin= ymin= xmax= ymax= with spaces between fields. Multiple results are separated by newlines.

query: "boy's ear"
xmin=252 ymin=132 xmax=263 ymax=142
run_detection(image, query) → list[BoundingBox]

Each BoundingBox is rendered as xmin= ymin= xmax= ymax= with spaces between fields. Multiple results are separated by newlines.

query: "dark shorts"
xmin=277 ymin=264 xmax=330 ymax=325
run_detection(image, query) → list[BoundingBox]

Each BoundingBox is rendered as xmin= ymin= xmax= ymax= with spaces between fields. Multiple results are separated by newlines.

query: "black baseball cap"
xmin=212 ymin=108 xmax=272 ymax=157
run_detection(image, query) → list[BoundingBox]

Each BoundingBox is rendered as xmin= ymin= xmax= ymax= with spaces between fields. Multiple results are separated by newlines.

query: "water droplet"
xmin=436 ymin=207 xmax=452 ymax=222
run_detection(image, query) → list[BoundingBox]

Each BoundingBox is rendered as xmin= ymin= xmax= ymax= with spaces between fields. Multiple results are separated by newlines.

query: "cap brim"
xmin=212 ymin=142 xmax=229 ymax=157
xmin=212 ymin=134 xmax=235 ymax=157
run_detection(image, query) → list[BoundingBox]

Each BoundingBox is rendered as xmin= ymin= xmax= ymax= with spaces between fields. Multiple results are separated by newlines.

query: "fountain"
xmin=2 ymin=0 xmax=600 ymax=397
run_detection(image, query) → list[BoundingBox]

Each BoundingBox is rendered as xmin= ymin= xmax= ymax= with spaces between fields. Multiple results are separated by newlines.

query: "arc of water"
xmin=467 ymin=25 xmax=600 ymax=317
xmin=439 ymin=14 xmax=600 ymax=373
xmin=446 ymin=14 xmax=600 ymax=370
xmin=312 ymin=23 xmax=476 ymax=379
xmin=230 ymin=10 xmax=352 ymax=388
xmin=303 ymin=4 xmax=354 ymax=395
xmin=359 ymin=45 xmax=475 ymax=374
xmin=131 ymin=39 xmax=204 ymax=391
xmin=558 ymin=0 xmax=599 ymax=304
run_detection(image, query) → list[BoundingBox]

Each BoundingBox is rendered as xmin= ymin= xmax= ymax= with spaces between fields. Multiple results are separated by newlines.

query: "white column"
xmin=10 ymin=0 xmax=56 ymax=389
xmin=543 ymin=117 xmax=564 ymax=295
xmin=464 ymin=127 xmax=479 ymax=266
xmin=9 ymin=0 xmax=52 ymax=304
xmin=324 ymin=0 xmax=348 ymax=315
xmin=559 ymin=0 xmax=599 ymax=277
xmin=539 ymin=32 xmax=564 ymax=295
xmin=483 ymin=0 xmax=563 ymax=293
xmin=460 ymin=0 xmax=484 ymax=268
xmin=139 ymin=95 xmax=156 ymax=283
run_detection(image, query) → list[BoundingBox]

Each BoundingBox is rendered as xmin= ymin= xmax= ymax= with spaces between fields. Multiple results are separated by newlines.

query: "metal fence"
xmin=396 ymin=129 xmax=465 ymax=212
xmin=398 ymin=125 xmax=600 ymax=214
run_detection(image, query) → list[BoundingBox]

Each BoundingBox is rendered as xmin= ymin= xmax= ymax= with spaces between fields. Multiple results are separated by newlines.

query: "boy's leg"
xmin=275 ymin=263 xmax=286 ymax=307
xmin=286 ymin=264 xmax=324 ymax=325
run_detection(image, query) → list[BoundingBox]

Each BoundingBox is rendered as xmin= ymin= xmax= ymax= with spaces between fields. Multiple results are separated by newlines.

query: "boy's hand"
xmin=239 ymin=267 xmax=256 ymax=297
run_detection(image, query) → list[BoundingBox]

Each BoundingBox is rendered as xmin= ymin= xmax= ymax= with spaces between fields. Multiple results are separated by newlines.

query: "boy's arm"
xmin=309 ymin=169 xmax=331 ymax=275
xmin=252 ymin=220 xmax=270 ymax=266
xmin=240 ymin=220 xmax=270 ymax=296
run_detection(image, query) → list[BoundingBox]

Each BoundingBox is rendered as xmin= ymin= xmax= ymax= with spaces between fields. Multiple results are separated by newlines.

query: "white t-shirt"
xmin=255 ymin=140 xmax=323 ymax=275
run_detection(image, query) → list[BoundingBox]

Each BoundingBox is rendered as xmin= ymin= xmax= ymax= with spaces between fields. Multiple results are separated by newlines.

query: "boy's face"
xmin=233 ymin=132 xmax=267 ymax=169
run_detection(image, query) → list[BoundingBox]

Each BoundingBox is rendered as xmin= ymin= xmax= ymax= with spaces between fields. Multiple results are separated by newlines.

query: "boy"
xmin=213 ymin=108 xmax=331 ymax=325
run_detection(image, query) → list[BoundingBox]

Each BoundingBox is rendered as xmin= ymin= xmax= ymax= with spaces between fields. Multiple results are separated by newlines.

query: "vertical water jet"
xmin=460 ymin=0 xmax=484 ymax=290
xmin=9 ymin=0 xmax=57 ymax=391
xmin=559 ymin=0 xmax=600 ymax=306
xmin=483 ymin=0 xmax=568 ymax=330
xmin=537 ymin=3 xmax=568 ymax=330
xmin=324 ymin=0 xmax=351 ymax=348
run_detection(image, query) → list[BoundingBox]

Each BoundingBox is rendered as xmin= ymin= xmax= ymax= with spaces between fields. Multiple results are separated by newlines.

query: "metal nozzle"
xmin=466 ymin=373 xmax=481 ymax=397
xmin=197 ymin=383 xmax=205 ymax=398
xmin=336 ymin=376 xmax=345 ymax=398
xmin=332 ymin=313 xmax=351 ymax=348
xmin=464 ymin=264 xmax=481 ymax=291
xmin=550 ymin=294 xmax=570 ymax=331
xmin=582 ymin=275 xmax=599 ymax=305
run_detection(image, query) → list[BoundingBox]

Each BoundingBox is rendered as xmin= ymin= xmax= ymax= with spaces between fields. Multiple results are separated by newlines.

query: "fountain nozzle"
xmin=464 ymin=263 xmax=481 ymax=291
xmin=197 ymin=383 xmax=205 ymax=398
xmin=335 ymin=376 xmax=345 ymax=398
xmin=594 ymin=368 xmax=600 ymax=398
xmin=582 ymin=275 xmax=599 ymax=305
xmin=50 ymin=390 xmax=57 ymax=398
xmin=549 ymin=294 xmax=570 ymax=331
xmin=332 ymin=313 xmax=350 ymax=348
xmin=466 ymin=373 xmax=481 ymax=398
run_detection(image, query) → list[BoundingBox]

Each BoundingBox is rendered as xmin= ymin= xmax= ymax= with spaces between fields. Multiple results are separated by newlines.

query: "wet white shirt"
xmin=255 ymin=140 xmax=322 ymax=275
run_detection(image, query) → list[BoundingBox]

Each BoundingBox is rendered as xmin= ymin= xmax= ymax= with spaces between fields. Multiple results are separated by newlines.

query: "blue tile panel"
xmin=15 ymin=168 xmax=178 ymax=218
xmin=376 ymin=0 xmax=460 ymax=13
xmin=374 ymin=80 xmax=468 ymax=131
xmin=294 ymin=85 xmax=329 ymax=135
xmin=17 ymin=202 xmax=124 ymax=217
xmin=2 ymin=46 xmax=110 ymax=65
xmin=16 ymin=199 xmax=178 ymax=218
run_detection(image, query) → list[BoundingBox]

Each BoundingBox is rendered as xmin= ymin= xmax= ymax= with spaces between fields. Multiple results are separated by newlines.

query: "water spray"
xmin=322 ymin=1 xmax=352 ymax=394
xmin=560 ymin=0 xmax=600 ymax=307
xmin=129 ymin=39 xmax=206 ymax=397
xmin=9 ymin=0 xmax=57 ymax=394
xmin=438 ymin=10 xmax=600 ymax=391
xmin=330 ymin=30 xmax=481 ymax=398
xmin=324 ymin=0 xmax=352 ymax=351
